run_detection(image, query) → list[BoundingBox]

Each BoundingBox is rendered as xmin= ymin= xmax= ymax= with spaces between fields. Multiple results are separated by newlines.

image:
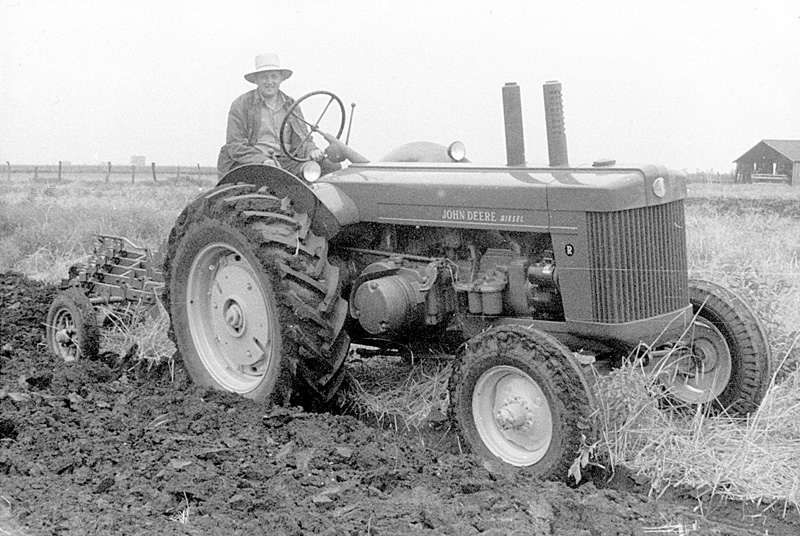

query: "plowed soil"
xmin=2 ymin=271 xmax=798 ymax=535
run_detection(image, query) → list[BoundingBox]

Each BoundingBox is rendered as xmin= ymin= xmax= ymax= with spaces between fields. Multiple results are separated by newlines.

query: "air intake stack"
xmin=502 ymin=82 xmax=526 ymax=166
xmin=543 ymin=81 xmax=569 ymax=167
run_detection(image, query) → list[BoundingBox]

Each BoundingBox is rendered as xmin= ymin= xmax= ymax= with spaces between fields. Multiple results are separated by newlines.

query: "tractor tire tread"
xmin=448 ymin=325 xmax=593 ymax=481
xmin=689 ymin=279 xmax=772 ymax=415
xmin=163 ymin=183 xmax=349 ymax=404
xmin=46 ymin=287 xmax=100 ymax=361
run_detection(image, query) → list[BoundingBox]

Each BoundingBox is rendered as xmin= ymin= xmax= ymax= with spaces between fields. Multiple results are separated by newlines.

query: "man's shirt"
xmin=254 ymin=91 xmax=289 ymax=158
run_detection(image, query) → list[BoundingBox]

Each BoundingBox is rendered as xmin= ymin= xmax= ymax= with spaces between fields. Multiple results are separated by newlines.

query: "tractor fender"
xmin=218 ymin=163 xmax=359 ymax=238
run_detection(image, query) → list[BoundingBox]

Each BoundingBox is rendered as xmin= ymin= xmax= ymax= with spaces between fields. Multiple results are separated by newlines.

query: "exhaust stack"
xmin=502 ymin=82 xmax=526 ymax=166
xmin=543 ymin=81 xmax=569 ymax=167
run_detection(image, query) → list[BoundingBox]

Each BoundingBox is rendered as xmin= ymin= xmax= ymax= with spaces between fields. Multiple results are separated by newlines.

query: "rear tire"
xmin=163 ymin=183 xmax=350 ymax=406
xmin=449 ymin=325 xmax=593 ymax=480
xmin=46 ymin=288 xmax=99 ymax=362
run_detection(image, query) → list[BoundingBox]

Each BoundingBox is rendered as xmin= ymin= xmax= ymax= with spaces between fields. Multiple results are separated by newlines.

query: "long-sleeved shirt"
xmin=216 ymin=89 xmax=318 ymax=175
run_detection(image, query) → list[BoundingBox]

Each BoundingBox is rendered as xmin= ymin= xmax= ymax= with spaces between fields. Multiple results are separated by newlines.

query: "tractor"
xmin=47 ymin=81 xmax=772 ymax=480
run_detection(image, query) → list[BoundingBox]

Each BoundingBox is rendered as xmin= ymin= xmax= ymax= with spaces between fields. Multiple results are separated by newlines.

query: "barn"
xmin=734 ymin=140 xmax=800 ymax=185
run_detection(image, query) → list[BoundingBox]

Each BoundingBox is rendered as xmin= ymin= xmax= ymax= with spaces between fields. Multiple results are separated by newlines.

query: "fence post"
xmin=58 ymin=161 xmax=62 ymax=181
xmin=6 ymin=161 xmax=10 ymax=182
xmin=33 ymin=166 xmax=38 ymax=181
xmin=177 ymin=165 xmax=181 ymax=180
xmin=197 ymin=163 xmax=201 ymax=181
xmin=131 ymin=165 xmax=136 ymax=184
xmin=151 ymin=162 xmax=157 ymax=182
xmin=105 ymin=162 xmax=112 ymax=182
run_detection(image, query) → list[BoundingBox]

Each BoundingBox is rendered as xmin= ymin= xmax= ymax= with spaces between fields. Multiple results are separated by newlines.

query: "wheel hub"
xmin=473 ymin=367 xmax=553 ymax=466
xmin=691 ymin=338 xmax=718 ymax=371
xmin=209 ymin=264 xmax=266 ymax=369
xmin=187 ymin=243 xmax=275 ymax=393
xmin=495 ymin=397 xmax=532 ymax=430
xmin=223 ymin=300 xmax=246 ymax=335
xmin=53 ymin=310 xmax=79 ymax=361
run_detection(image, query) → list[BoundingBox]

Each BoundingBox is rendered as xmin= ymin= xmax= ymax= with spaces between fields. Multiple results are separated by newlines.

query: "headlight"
xmin=447 ymin=141 xmax=466 ymax=162
xmin=301 ymin=161 xmax=322 ymax=183
xmin=652 ymin=177 xmax=666 ymax=198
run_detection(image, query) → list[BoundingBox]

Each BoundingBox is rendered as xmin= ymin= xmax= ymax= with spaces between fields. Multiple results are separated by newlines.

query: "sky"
xmin=1 ymin=0 xmax=798 ymax=172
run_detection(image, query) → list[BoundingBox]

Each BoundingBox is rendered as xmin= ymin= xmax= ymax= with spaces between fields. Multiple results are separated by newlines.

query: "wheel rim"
xmin=657 ymin=319 xmax=732 ymax=404
xmin=51 ymin=307 xmax=80 ymax=362
xmin=472 ymin=366 xmax=553 ymax=466
xmin=186 ymin=242 xmax=275 ymax=393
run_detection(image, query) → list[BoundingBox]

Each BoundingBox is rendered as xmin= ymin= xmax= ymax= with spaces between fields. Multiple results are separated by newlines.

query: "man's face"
xmin=255 ymin=71 xmax=283 ymax=99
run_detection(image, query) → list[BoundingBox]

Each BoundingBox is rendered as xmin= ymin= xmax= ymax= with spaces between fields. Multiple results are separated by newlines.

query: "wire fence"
xmin=3 ymin=161 xmax=218 ymax=184
xmin=685 ymin=170 xmax=735 ymax=184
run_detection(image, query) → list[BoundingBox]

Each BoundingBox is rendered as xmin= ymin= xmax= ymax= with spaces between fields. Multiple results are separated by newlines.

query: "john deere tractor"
xmin=50 ymin=82 xmax=772 ymax=480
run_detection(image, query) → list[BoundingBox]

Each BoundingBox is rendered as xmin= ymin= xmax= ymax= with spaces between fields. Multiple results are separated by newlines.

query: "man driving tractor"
xmin=216 ymin=52 xmax=357 ymax=177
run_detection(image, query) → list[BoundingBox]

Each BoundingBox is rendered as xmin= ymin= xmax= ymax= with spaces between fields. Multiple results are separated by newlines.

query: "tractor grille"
xmin=587 ymin=201 xmax=688 ymax=323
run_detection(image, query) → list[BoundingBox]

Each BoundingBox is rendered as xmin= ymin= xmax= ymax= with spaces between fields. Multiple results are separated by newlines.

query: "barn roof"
xmin=735 ymin=140 xmax=800 ymax=163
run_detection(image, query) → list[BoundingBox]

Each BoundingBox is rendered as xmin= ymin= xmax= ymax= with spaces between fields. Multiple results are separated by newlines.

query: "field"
xmin=0 ymin=175 xmax=214 ymax=281
xmin=1 ymin=175 xmax=799 ymax=534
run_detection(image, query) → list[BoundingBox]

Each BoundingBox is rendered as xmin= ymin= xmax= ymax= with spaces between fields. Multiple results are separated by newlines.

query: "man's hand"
xmin=308 ymin=148 xmax=325 ymax=162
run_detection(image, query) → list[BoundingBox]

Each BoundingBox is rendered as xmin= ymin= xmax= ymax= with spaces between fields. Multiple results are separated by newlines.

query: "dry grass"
xmin=688 ymin=182 xmax=800 ymax=200
xmin=685 ymin=202 xmax=800 ymax=375
xmin=99 ymin=301 xmax=175 ymax=369
xmin=345 ymin=351 xmax=452 ymax=431
xmin=0 ymin=179 xmax=209 ymax=282
xmin=169 ymin=493 xmax=192 ymax=524
xmin=592 ymin=335 xmax=800 ymax=514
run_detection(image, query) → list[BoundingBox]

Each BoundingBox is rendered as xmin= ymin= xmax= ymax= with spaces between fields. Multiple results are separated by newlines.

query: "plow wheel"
xmin=46 ymin=288 xmax=99 ymax=361
xmin=658 ymin=279 xmax=772 ymax=416
xmin=449 ymin=325 xmax=593 ymax=480
xmin=163 ymin=183 xmax=350 ymax=406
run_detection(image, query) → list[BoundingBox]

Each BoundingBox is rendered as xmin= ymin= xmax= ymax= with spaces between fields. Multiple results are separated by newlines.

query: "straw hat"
xmin=244 ymin=53 xmax=293 ymax=83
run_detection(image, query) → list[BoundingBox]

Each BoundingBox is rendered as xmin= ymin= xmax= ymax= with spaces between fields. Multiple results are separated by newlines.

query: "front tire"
xmin=689 ymin=279 xmax=771 ymax=415
xmin=449 ymin=325 xmax=593 ymax=480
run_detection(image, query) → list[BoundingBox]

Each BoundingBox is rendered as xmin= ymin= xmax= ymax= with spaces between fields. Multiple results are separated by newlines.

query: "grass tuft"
xmin=100 ymin=301 xmax=175 ymax=367
xmin=345 ymin=353 xmax=451 ymax=431
xmin=592 ymin=339 xmax=800 ymax=514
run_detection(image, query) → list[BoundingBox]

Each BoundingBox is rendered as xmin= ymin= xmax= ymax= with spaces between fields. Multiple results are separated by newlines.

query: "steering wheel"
xmin=280 ymin=90 xmax=346 ymax=162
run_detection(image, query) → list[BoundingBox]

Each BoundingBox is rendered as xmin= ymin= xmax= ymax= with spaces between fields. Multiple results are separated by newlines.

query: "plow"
xmin=46 ymin=235 xmax=164 ymax=361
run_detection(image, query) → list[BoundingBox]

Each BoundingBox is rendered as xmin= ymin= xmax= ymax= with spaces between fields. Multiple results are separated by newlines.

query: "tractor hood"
xmin=311 ymin=162 xmax=687 ymax=234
